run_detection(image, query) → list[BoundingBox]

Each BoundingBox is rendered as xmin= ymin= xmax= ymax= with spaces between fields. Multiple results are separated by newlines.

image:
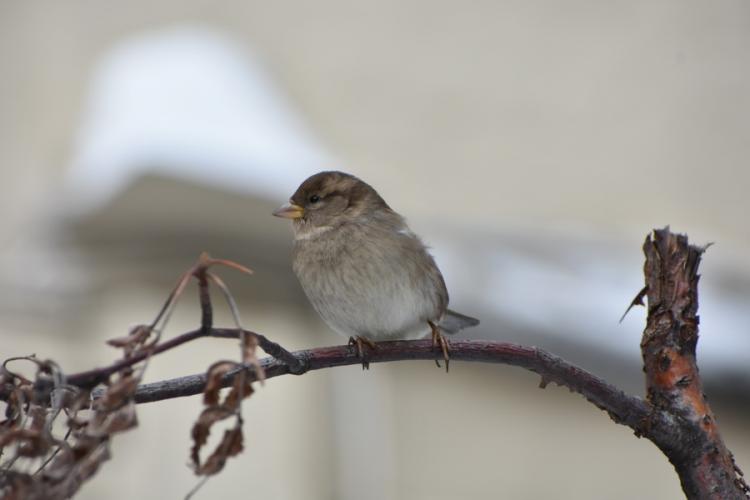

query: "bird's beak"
xmin=273 ymin=202 xmax=305 ymax=219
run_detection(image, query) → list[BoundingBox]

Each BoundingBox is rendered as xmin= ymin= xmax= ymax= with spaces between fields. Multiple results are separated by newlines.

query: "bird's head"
xmin=273 ymin=171 xmax=390 ymax=231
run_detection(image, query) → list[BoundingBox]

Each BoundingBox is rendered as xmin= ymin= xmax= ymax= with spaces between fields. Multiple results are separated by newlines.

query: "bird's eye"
xmin=309 ymin=194 xmax=321 ymax=203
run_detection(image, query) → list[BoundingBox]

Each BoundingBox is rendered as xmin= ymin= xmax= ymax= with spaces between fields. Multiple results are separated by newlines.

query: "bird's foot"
xmin=429 ymin=321 xmax=450 ymax=373
xmin=348 ymin=336 xmax=378 ymax=370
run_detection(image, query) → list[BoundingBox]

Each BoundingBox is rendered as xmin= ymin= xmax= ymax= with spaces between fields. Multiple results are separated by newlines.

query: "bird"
xmin=273 ymin=171 xmax=479 ymax=370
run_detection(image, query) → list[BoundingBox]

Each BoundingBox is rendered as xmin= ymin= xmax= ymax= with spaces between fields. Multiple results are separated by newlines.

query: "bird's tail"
xmin=439 ymin=309 xmax=480 ymax=334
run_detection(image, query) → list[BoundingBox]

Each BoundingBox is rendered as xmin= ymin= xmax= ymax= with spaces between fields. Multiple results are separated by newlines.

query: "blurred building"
xmin=1 ymin=2 xmax=749 ymax=499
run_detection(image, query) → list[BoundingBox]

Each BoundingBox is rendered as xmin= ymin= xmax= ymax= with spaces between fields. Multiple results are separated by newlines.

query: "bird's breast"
xmin=291 ymin=224 xmax=445 ymax=340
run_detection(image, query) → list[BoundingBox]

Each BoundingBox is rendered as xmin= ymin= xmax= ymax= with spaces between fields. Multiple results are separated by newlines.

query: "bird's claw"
xmin=348 ymin=336 xmax=377 ymax=370
xmin=429 ymin=321 xmax=450 ymax=373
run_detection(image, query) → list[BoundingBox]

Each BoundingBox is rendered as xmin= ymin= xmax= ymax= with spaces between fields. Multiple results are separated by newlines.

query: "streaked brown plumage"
xmin=273 ymin=171 xmax=478 ymax=365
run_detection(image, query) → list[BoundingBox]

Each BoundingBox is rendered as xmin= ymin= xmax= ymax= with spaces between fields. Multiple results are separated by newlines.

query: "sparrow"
xmin=273 ymin=171 xmax=479 ymax=370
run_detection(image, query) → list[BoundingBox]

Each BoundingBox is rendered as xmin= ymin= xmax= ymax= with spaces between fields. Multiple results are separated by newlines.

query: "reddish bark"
xmin=641 ymin=228 xmax=747 ymax=499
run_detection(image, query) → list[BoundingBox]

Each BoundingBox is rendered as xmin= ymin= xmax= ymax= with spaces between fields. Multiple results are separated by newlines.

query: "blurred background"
xmin=2 ymin=1 xmax=749 ymax=499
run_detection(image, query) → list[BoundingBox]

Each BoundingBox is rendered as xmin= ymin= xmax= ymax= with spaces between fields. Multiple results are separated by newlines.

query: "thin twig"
xmin=63 ymin=328 xmax=288 ymax=389
xmin=184 ymin=476 xmax=209 ymax=500
xmin=254 ymin=333 xmax=304 ymax=374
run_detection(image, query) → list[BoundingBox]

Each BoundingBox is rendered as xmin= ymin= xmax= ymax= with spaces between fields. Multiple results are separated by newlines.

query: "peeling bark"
xmin=641 ymin=228 xmax=748 ymax=499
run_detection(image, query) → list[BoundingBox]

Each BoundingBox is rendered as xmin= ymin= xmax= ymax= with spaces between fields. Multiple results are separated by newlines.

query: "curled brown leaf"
xmin=190 ymin=406 xmax=234 ymax=469
xmin=195 ymin=423 xmax=244 ymax=476
xmin=106 ymin=325 xmax=152 ymax=356
xmin=0 ymin=428 xmax=50 ymax=458
xmin=90 ymin=401 xmax=138 ymax=435
xmin=95 ymin=375 xmax=138 ymax=412
xmin=224 ymin=374 xmax=254 ymax=409
xmin=203 ymin=361 xmax=239 ymax=406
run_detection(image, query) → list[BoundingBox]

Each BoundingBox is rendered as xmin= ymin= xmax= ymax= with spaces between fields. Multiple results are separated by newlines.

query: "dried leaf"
xmin=46 ymin=439 xmax=111 ymax=499
xmin=96 ymin=376 xmax=138 ymax=412
xmin=203 ymin=361 xmax=239 ymax=406
xmin=224 ymin=375 xmax=254 ymax=409
xmin=29 ymin=405 xmax=47 ymax=431
xmin=0 ymin=428 xmax=50 ymax=457
xmin=3 ymin=386 xmax=31 ymax=426
xmin=240 ymin=332 xmax=259 ymax=365
xmin=106 ymin=325 xmax=152 ymax=355
xmin=2 ymin=253 xmax=261 ymax=498
xmin=196 ymin=424 xmax=244 ymax=476
xmin=93 ymin=401 xmax=138 ymax=435
xmin=1 ymin=471 xmax=36 ymax=500
xmin=190 ymin=407 xmax=234 ymax=469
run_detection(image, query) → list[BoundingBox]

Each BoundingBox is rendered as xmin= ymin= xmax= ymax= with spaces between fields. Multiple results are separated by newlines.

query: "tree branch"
xmin=130 ymin=339 xmax=653 ymax=429
xmin=128 ymin=338 xmax=697 ymax=481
